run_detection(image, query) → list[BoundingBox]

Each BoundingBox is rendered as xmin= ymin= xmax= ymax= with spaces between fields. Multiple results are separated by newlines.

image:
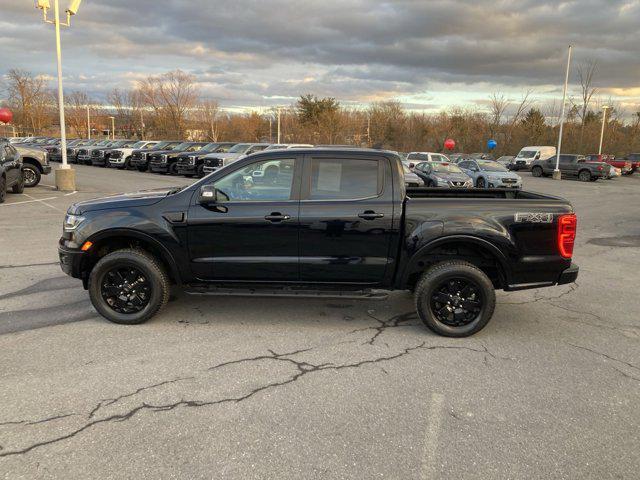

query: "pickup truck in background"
xmin=58 ymin=148 xmax=578 ymax=337
xmin=531 ymin=154 xmax=610 ymax=181
xmin=584 ymin=154 xmax=633 ymax=175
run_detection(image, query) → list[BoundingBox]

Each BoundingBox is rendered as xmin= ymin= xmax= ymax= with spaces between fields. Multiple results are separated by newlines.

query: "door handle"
xmin=264 ymin=213 xmax=291 ymax=222
xmin=358 ymin=211 xmax=384 ymax=220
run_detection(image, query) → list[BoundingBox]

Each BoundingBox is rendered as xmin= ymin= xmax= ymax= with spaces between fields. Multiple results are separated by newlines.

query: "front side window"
xmin=310 ymin=158 xmax=379 ymax=200
xmin=213 ymin=158 xmax=295 ymax=202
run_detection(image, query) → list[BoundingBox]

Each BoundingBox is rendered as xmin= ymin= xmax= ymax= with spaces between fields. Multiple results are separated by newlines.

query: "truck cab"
xmin=512 ymin=146 xmax=556 ymax=171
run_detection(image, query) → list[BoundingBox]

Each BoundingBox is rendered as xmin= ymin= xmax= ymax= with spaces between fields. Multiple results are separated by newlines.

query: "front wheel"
xmin=476 ymin=177 xmax=486 ymax=188
xmin=0 ymin=176 xmax=6 ymax=203
xmin=414 ymin=260 xmax=496 ymax=337
xmin=88 ymin=249 xmax=170 ymax=325
xmin=137 ymin=166 xmax=147 ymax=172
xmin=578 ymin=170 xmax=591 ymax=182
xmin=22 ymin=164 xmax=42 ymax=187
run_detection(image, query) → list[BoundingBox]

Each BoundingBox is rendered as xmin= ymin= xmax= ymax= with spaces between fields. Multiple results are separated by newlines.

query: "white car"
xmin=406 ymin=152 xmax=450 ymax=167
xmin=107 ymin=141 xmax=159 ymax=169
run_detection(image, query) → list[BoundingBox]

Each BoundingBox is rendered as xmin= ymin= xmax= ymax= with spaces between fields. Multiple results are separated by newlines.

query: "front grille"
xmin=77 ymin=149 xmax=88 ymax=156
xmin=132 ymin=152 xmax=143 ymax=161
xmin=451 ymin=181 xmax=466 ymax=187
xmin=502 ymin=178 xmax=517 ymax=184
xmin=66 ymin=148 xmax=74 ymax=155
xmin=91 ymin=150 xmax=104 ymax=157
xmin=205 ymin=158 xmax=223 ymax=168
xmin=110 ymin=150 xmax=123 ymax=159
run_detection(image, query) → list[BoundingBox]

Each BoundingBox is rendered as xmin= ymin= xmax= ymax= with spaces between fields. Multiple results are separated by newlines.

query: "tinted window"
xmin=477 ymin=161 xmax=507 ymax=172
xmin=214 ymin=158 xmax=295 ymax=202
xmin=310 ymin=158 xmax=379 ymax=200
xmin=431 ymin=154 xmax=449 ymax=162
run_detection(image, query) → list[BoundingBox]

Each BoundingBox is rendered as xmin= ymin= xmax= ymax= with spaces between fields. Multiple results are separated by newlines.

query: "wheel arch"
xmin=400 ymin=235 xmax=511 ymax=291
xmin=22 ymin=157 xmax=43 ymax=172
xmin=80 ymin=229 xmax=182 ymax=287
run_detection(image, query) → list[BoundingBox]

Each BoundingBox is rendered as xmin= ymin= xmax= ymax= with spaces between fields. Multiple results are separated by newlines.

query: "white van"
xmin=512 ymin=146 xmax=556 ymax=171
xmin=406 ymin=152 xmax=450 ymax=167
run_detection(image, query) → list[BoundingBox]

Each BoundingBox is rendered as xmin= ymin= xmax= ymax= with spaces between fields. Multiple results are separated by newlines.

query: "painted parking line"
xmin=0 ymin=196 xmax=60 ymax=207
xmin=21 ymin=192 xmax=67 ymax=212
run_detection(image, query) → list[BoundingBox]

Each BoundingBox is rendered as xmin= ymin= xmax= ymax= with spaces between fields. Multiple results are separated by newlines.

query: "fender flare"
xmin=84 ymin=228 xmax=182 ymax=285
xmin=400 ymin=234 xmax=512 ymax=288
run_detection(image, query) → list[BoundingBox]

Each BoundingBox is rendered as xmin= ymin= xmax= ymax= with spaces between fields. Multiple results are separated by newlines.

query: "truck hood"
xmin=202 ymin=152 xmax=241 ymax=160
xmin=70 ymin=187 xmax=178 ymax=214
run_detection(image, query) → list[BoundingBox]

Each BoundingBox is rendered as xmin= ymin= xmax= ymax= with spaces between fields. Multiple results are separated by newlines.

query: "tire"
xmin=578 ymin=170 xmax=591 ymax=182
xmin=137 ymin=166 xmax=147 ymax=172
xmin=124 ymin=157 xmax=131 ymax=170
xmin=88 ymin=249 xmax=170 ymax=325
xmin=531 ymin=166 xmax=543 ymax=178
xmin=425 ymin=179 xmax=434 ymax=187
xmin=12 ymin=170 xmax=25 ymax=194
xmin=0 ymin=176 xmax=6 ymax=204
xmin=22 ymin=163 xmax=42 ymax=187
xmin=197 ymin=164 xmax=205 ymax=178
xmin=414 ymin=260 xmax=496 ymax=337
xmin=168 ymin=163 xmax=178 ymax=175
xmin=476 ymin=177 xmax=486 ymax=188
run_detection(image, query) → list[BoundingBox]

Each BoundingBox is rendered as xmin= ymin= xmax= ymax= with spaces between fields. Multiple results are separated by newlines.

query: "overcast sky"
xmin=1 ymin=0 xmax=639 ymax=114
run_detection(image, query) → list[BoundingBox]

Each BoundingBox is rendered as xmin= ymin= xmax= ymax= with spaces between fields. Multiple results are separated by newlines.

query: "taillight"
xmin=557 ymin=214 xmax=577 ymax=258
xmin=597 ymin=166 xmax=603 ymax=171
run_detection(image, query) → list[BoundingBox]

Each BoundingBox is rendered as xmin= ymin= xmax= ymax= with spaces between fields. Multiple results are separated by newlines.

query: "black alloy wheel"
xmin=578 ymin=170 xmax=591 ymax=182
xmin=429 ymin=278 xmax=482 ymax=327
xmin=476 ymin=177 xmax=486 ymax=188
xmin=100 ymin=266 xmax=151 ymax=314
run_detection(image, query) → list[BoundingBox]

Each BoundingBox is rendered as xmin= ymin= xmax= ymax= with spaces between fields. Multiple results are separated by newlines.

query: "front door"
xmin=298 ymin=153 xmax=395 ymax=284
xmin=187 ymin=156 xmax=301 ymax=281
xmin=1 ymin=145 xmax=19 ymax=185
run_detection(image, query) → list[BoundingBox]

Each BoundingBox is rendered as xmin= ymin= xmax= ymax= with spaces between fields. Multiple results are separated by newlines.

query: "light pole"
xmin=598 ymin=106 xmax=610 ymax=156
xmin=277 ymin=107 xmax=282 ymax=143
xmin=109 ymin=116 xmax=115 ymax=140
xmin=553 ymin=45 xmax=572 ymax=181
xmin=34 ymin=0 xmax=83 ymax=191
xmin=86 ymin=104 xmax=90 ymax=139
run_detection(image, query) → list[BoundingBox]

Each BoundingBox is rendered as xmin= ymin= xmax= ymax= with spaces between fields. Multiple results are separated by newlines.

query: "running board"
xmin=184 ymin=285 xmax=389 ymax=300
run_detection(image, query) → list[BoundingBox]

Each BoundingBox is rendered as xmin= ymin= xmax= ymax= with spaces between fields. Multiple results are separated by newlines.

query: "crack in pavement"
xmin=0 ymin=337 xmax=510 ymax=459
xmin=0 ymin=414 xmax=77 ymax=428
xmin=0 ymin=261 xmax=59 ymax=270
xmin=567 ymin=343 xmax=640 ymax=373
xmin=348 ymin=311 xmax=420 ymax=345
xmin=548 ymin=302 xmax=640 ymax=338
xmin=498 ymin=282 xmax=579 ymax=305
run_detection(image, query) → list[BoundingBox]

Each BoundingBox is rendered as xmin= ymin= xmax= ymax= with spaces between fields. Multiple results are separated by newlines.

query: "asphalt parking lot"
xmin=1 ymin=165 xmax=639 ymax=479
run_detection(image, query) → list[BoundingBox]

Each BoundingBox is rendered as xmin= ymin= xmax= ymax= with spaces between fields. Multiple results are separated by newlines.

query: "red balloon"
xmin=0 ymin=108 xmax=13 ymax=124
xmin=444 ymin=138 xmax=456 ymax=151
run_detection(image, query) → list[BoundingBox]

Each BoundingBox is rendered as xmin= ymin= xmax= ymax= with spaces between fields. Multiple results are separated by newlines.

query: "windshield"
xmin=408 ymin=153 xmax=429 ymax=161
xmin=265 ymin=144 xmax=287 ymax=150
xmin=170 ymin=142 xmax=193 ymax=151
xmin=228 ymin=143 xmax=252 ymax=153
xmin=198 ymin=143 xmax=221 ymax=152
xmin=130 ymin=141 xmax=147 ymax=148
xmin=478 ymin=160 xmax=507 ymax=172
xmin=517 ymin=150 xmax=537 ymax=159
xmin=431 ymin=162 xmax=463 ymax=173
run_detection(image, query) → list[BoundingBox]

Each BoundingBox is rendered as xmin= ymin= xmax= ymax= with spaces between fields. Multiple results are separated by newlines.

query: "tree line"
xmin=2 ymin=67 xmax=639 ymax=156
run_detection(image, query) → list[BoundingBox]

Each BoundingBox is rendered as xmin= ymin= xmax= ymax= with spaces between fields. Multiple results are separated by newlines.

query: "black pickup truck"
xmin=58 ymin=148 xmax=578 ymax=337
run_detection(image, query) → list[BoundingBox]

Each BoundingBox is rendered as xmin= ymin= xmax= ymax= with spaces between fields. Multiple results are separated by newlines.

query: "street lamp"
xmin=553 ymin=45 xmax=572 ymax=181
xmin=34 ymin=0 xmax=83 ymax=191
xmin=108 ymin=116 xmax=115 ymax=140
xmin=598 ymin=106 xmax=610 ymax=156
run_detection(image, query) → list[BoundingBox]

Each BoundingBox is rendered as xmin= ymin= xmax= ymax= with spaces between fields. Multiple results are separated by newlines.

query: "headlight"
xmin=63 ymin=213 xmax=85 ymax=231
xmin=433 ymin=176 xmax=446 ymax=185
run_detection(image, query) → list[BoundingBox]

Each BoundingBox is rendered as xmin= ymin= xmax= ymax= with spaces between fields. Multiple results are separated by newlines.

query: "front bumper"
xmin=58 ymin=244 xmax=84 ymax=279
xmin=42 ymin=165 xmax=52 ymax=174
xmin=149 ymin=163 xmax=169 ymax=173
xmin=176 ymin=163 xmax=197 ymax=175
xmin=203 ymin=166 xmax=220 ymax=174
xmin=77 ymin=155 xmax=92 ymax=164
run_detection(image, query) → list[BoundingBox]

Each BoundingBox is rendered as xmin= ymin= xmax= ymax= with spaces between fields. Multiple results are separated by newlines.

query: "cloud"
xmin=1 ymin=0 xmax=639 ymax=114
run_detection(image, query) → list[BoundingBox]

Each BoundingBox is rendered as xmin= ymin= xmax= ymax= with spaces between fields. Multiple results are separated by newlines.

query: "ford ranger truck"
xmin=58 ymin=148 xmax=579 ymax=337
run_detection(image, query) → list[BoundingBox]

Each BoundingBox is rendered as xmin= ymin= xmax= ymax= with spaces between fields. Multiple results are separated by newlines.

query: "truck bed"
xmin=405 ymin=187 xmax=563 ymax=201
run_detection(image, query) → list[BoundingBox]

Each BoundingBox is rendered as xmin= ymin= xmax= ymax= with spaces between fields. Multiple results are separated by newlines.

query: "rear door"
xmin=1 ymin=144 xmax=19 ymax=185
xmin=298 ymin=153 xmax=395 ymax=284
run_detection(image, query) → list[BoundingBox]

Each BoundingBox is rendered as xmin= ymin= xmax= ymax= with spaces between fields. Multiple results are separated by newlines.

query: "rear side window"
xmin=310 ymin=158 xmax=380 ymax=200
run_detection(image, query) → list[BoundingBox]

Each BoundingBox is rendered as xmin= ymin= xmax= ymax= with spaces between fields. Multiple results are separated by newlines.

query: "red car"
xmin=584 ymin=154 xmax=634 ymax=175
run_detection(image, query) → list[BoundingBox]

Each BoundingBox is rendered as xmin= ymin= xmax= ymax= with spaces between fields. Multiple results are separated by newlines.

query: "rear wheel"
xmin=197 ymin=164 xmax=205 ymax=178
xmin=123 ymin=157 xmax=132 ymax=169
xmin=414 ymin=260 xmax=496 ymax=337
xmin=12 ymin=171 xmax=25 ymax=194
xmin=0 ymin=176 xmax=6 ymax=203
xmin=476 ymin=177 xmax=486 ymax=188
xmin=578 ymin=170 xmax=591 ymax=182
xmin=531 ymin=166 xmax=543 ymax=178
xmin=88 ymin=249 xmax=170 ymax=325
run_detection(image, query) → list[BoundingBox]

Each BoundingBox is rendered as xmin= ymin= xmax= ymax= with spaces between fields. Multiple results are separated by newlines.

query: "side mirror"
xmin=535 ymin=153 xmax=540 ymax=159
xmin=198 ymin=185 xmax=218 ymax=204
xmin=409 ymin=162 xmax=415 ymax=169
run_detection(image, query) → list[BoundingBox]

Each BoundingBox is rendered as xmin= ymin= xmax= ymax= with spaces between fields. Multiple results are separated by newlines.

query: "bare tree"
xmin=575 ymin=59 xmax=598 ymax=147
xmin=505 ymin=89 xmax=534 ymax=148
xmin=4 ymin=69 xmax=53 ymax=134
xmin=195 ymin=98 xmax=220 ymax=141
xmin=489 ymin=92 xmax=509 ymax=128
xmin=65 ymin=90 xmax=96 ymax=137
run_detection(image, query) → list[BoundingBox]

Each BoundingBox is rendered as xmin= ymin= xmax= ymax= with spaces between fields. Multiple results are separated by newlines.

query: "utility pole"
xmin=598 ymin=106 xmax=610 ymax=155
xmin=109 ymin=116 xmax=115 ymax=140
xmin=553 ymin=45 xmax=572 ymax=181
xmin=86 ymin=104 xmax=90 ymax=139
xmin=277 ymin=107 xmax=282 ymax=143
